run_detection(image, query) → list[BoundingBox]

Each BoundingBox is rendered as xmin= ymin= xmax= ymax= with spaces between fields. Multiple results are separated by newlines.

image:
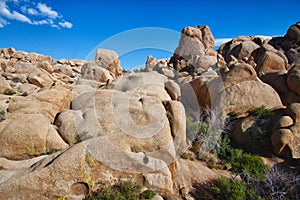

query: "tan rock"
xmin=171 ymin=25 xmax=217 ymax=70
xmin=0 ymin=76 xmax=13 ymax=94
xmin=54 ymin=64 xmax=76 ymax=77
xmin=0 ymin=155 xmax=46 ymax=170
xmin=287 ymin=65 xmax=300 ymax=96
xmin=163 ymin=101 xmax=187 ymax=154
xmin=105 ymin=72 xmax=171 ymax=101
xmin=8 ymin=86 xmax=72 ymax=122
xmin=95 ymin=48 xmax=123 ymax=78
xmin=0 ymin=136 xmax=174 ymax=199
xmin=252 ymin=44 xmax=287 ymax=76
xmin=37 ymin=61 xmax=54 ymax=73
xmin=28 ymin=69 xmax=54 ymax=88
xmin=281 ymin=22 xmax=300 ymax=50
xmin=165 ymin=80 xmax=181 ymax=100
xmin=219 ymin=36 xmax=261 ymax=63
xmin=271 ymin=129 xmax=294 ymax=157
xmin=222 ymin=62 xmax=257 ymax=88
xmin=81 ymin=61 xmax=114 ymax=83
xmin=272 ymin=116 xmax=294 ymax=131
xmin=0 ymin=48 xmax=16 ymax=59
xmin=0 ymin=114 xmax=67 ymax=160
xmin=18 ymin=83 xmax=39 ymax=94
xmin=224 ymin=80 xmax=282 ymax=114
xmin=287 ymin=103 xmax=300 ymax=122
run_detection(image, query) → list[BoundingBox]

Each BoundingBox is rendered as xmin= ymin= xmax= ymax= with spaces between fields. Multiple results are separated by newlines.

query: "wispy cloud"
xmin=0 ymin=1 xmax=31 ymax=23
xmin=37 ymin=3 xmax=58 ymax=19
xmin=0 ymin=17 xmax=9 ymax=27
xmin=59 ymin=21 xmax=72 ymax=29
xmin=0 ymin=0 xmax=73 ymax=29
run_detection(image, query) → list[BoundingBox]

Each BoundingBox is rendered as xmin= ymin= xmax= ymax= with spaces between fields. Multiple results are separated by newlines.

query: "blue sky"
xmin=0 ymin=0 xmax=299 ymax=70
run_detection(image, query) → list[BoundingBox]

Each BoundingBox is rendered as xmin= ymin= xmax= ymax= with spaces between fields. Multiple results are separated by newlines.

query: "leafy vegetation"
xmin=186 ymin=109 xmax=225 ymax=159
xmin=85 ymin=181 xmax=156 ymax=200
xmin=249 ymin=106 xmax=273 ymax=118
xmin=209 ymin=134 xmax=300 ymax=199
xmin=210 ymin=177 xmax=260 ymax=200
xmin=40 ymin=150 xmax=54 ymax=156
xmin=4 ymin=91 xmax=16 ymax=95
xmin=139 ymin=189 xmax=156 ymax=199
xmin=217 ymin=135 xmax=268 ymax=179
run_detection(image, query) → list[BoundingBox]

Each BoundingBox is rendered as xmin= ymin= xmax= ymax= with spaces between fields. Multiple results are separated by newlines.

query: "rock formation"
xmin=0 ymin=22 xmax=300 ymax=199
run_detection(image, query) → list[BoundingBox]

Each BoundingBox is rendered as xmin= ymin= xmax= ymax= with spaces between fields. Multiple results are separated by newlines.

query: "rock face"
xmin=287 ymin=58 xmax=300 ymax=95
xmin=251 ymin=44 xmax=287 ymax=76
xmin=167 ymin=26 xmax=221 ymax=75
xmin=271 ymin=103 xmax=300 ymax=159
xmin=1 ymin=70 xmax=189 ymax=199
xmin=183 ymin=61 xmax=283 ymax=114
xmin=282 ymin=22 xmax=300 ymax=51
xmin=221 ymin=62 xmax=283 ymax=113
xmin=95 ymin=48 xmax=123 ymax=79
xmin=219 ymin=36 xmax=261 ymax=63
xmin=1 ymin=22 xmax=300 ymax=199
xmin=0 ymin=86 xmax=72 ymax=160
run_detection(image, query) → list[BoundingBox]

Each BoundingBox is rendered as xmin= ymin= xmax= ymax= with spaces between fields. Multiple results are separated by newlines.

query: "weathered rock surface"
xmin=95 ymin=48 xmax=123 ymax=79
xmin=251 ymin=44 xmax=287 ymax=76
xmin=168 ymin=25 xmax=220 ymax=74
xmin=287 ymin=58 xmax=300 ymax=95
xmin=0 ymin=86 xmax=72 ymax=160
xmin=271 ymin=103 xmax=300 ymax=159
xmin=219 ymin=36 xmax=261 ymax=63
xmin=0 ymin=139 xmax=174 ymax=199
xmin=1 ymin=22 xmax=300 ymax=199
xmin=183 ymin=61 xmax=283 ymax=114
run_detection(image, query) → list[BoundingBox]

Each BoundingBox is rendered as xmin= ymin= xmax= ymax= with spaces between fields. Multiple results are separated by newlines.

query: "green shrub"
xmin=250 ymin=106 xmax=273 ymax=118
xmin=139 ymin=189 xmax=156 ymax=199
xmin=4 ymin=91 xmax=16 ymax=95
xmin=86 ymin=181 xmax=155 ymax=200
xmin=217 ymin=135 xmax=268 ymax=179
xmin=186 ymin=116 xmax=198 ymax=135
xmin=229 ymin=150 xmax=268 ymax=180
xmin=210 ymin=177 xmax=260 ymax=200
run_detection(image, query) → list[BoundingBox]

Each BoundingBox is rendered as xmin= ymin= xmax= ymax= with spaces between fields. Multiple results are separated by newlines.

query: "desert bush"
xmin=187 ymin=108 xmax=226 ymax=159
xmin=253 ymin=166 xmax=300 ymax=200
xmin=210 ymin=177 xmax=260 ymax=200
xmin=85 ymin=181 xmax=156 ymax=200
xmin=4 ymin=91 xmax=16 ymax=95
xmin=250 ymin=106 xmax=273 ymax=118
xmin=139 ymin=189 xmax=156 ymax=199
xmin=217 ymin=135 xmax=269 ymax=180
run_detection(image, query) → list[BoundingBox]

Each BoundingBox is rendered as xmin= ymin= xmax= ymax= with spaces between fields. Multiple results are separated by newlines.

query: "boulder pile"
xmin=0 ymin=22 xmax=300 ymax=199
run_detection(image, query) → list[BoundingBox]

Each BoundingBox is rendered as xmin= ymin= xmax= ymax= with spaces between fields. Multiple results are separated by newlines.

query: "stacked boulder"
xmin=145 ymin=26 xmax=226 ymax=84
xmin=271 ymin=103 xmax=300 ymax=159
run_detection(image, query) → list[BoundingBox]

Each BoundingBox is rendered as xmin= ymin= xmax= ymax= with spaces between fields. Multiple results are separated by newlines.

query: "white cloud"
xmin=27 ymin=8 xmax=38 ymax=15
xmin=0 ymin=17 xmax=9 ymax=28
xmin=32 ymin=19 xmax=50 ymax=25
xmin=37 ymin=3 xmax=58 ymax=19
xmin=0 ymin=1 xmax=31 ymax=23
xmin=59 ymin=21 xmax=72 ymax=28
xmin=0 ymin=1 xmax=73 ymax=29
xmin=21 ymin=5 xmax=39 ymax=16
xmin=215 ymin=38 xmax=232 ymax=47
